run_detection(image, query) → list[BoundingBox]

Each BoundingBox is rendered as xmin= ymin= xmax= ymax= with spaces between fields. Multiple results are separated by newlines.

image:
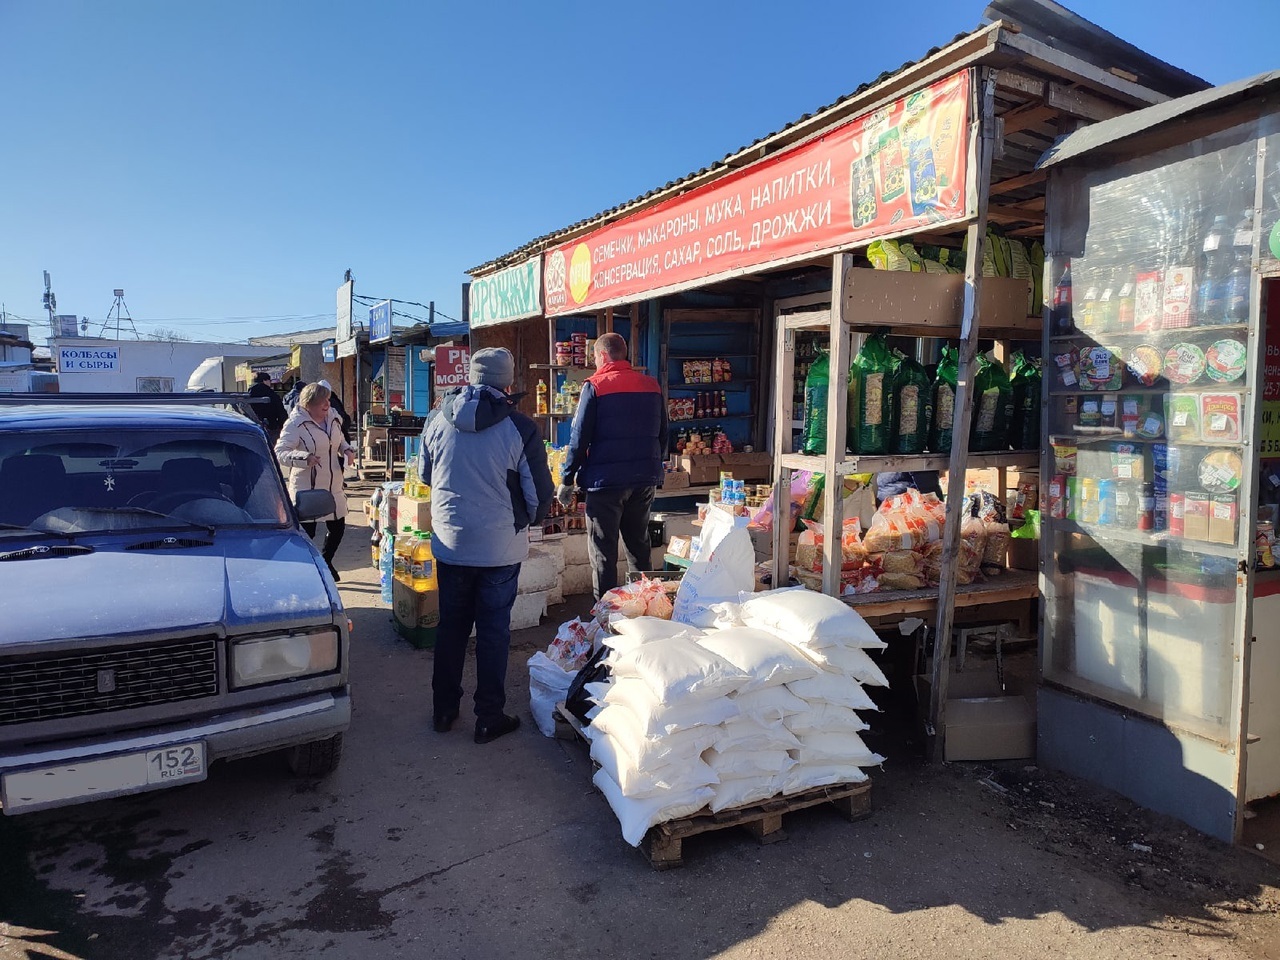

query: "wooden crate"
xmin=554 ymin=703 xmax=873 ymax=870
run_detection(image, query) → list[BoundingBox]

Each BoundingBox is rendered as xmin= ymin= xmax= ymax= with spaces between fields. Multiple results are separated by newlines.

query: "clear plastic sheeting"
xmin=1042 ymin=121 xmax=1265 ymax=742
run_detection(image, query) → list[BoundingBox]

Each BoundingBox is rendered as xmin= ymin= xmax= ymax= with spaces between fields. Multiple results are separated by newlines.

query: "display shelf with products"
xmin=660 ymin=309 xmax=763 ymax=456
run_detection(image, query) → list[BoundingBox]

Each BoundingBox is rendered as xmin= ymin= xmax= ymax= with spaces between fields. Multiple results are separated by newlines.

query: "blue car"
xmin=0 ymin=397 xmax=351 ymax=814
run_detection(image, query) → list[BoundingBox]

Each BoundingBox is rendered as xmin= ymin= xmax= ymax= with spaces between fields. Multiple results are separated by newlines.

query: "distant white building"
xmin=50 ymin=337 xmax=280 ymax=393
xmin=0 ymin=323 xmax=57 ymax=392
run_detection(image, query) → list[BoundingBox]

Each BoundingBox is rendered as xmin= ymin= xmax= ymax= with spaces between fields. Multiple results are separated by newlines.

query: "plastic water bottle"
xmin=379 ymin=538 xmax=395 ymax=604
xmin=1195 ymin=215 xmax=1230 ymax=322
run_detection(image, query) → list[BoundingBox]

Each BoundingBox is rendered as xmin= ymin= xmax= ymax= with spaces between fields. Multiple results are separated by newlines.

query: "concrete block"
xmin=519 ymin=548 xmax=559 ymax=594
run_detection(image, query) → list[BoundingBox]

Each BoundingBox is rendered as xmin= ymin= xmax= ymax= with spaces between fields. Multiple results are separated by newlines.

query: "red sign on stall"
xmin=542 ymin=70 xmax=970 ymax=316
xmin=434 ymin=346 xmax=471 ymax=392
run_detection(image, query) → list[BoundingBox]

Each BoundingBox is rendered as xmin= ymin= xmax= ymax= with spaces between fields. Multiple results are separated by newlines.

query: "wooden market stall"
xmin=465 ymin=3 xmax=1207 ymax=756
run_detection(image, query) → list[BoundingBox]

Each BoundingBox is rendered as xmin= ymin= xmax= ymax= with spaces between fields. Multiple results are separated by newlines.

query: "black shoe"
xmin=433 ymin=713 xmax=458 ymax=733
xmin=474 ymin=715 xmax=520 ymax=744
xmin=326 ymin=560 xmax=341 ymax=583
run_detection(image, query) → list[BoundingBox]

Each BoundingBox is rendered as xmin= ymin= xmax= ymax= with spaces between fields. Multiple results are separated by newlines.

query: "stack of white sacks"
xmin=584 ymin=588 xmax=888 ymax=846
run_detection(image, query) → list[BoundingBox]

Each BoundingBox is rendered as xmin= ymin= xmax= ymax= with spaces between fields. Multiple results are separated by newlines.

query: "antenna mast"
xmin=98 ymin=289 xmax=140 ymax=340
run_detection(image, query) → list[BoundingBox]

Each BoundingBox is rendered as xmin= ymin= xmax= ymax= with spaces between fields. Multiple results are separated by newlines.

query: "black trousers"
xmin=433 ymin=560 xmax=522 ymax=723
xmin=302 ymin=517 xmax=346 ymax=563
xmin=585 ymin=485 xmax=655 ymax=599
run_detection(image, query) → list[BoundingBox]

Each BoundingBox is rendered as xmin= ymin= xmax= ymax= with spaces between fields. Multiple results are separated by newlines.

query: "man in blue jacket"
xmin=419 ymin=347 xmax=554 ymax=744
xmin=560 ymin=332 xmax=667 ymax=599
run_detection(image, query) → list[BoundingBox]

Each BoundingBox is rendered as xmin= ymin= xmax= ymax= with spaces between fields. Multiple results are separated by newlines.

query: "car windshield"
xmin=0 ymin=428 xmax=290 ymax=534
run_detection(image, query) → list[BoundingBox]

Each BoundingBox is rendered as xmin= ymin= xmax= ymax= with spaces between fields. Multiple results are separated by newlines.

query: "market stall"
xmin=465 ymin=6 xmax=1203 ymax=752
xmin=459 ymin=1 xmax=1208 ymax=855
xmin=1034 ymin=70 xmax=1280 ymax=848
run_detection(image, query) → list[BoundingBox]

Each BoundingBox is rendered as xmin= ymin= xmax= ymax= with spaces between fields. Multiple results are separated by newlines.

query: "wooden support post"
xmin=929 ymin=68 xmax=999 ymax=760
xmin=822 ymin=254 xmax=855 ymax=597
xmin=742 ymin=814 xmax=787 ymax=844
xmin=604 ymin=307 xmax=614 ymax=335
xmin=831 ymin=788 xmax=873 ymax=822
xmin=772 ymin=309 xmax=796 ymax=590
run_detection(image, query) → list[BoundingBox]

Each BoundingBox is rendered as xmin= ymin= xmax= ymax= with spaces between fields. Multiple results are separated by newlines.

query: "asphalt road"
xmin=4 ymin=502 xmax=1280 ymax=960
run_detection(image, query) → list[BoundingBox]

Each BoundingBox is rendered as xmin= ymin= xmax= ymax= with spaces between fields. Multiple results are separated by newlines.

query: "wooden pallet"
xmin=553 ymin=703 xmax=874 ymax=870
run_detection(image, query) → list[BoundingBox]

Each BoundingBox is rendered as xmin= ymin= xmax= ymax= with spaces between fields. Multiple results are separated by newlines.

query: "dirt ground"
xmin=3 ymin=493 xmax=1279 ymax=960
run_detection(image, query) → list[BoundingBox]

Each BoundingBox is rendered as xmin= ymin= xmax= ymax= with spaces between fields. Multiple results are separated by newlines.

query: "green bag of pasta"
xmin=928 ymin=345 xmax=959 ymax=454
xmin=970 ymin=352 xmax=1014 ymax=452
xmin=800 ymin=349 xmax=831 ymax=455
xmin=891 ymin=352 xmax=932 ymax=454
xmin=847 ymin=333 xmax=894 ymax=455
xmin=1008 ymin=350 xmax=1042 ymax=451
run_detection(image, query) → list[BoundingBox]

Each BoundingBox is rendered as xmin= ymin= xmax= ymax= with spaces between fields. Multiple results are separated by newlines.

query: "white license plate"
xmin=2 ymin=742 xmax=207 ymax=814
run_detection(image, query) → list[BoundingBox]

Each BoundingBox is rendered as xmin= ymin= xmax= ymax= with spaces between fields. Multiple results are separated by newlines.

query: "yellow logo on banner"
xmin=569 ymin=243 xmax=592 ymax=305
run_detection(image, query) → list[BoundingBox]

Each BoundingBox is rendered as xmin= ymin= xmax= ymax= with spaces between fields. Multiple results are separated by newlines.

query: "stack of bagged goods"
xmin=510 ymin=544 xmax=559 ymax=630
xmin=580 ymin=587 xmax=887 ymax=847
xmin=527 ymin=617 xmax=600 ymax=736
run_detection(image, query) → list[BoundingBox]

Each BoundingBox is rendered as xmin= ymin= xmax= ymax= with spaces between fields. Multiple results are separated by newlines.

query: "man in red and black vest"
xmin=559 ymin=332 xmax=668 ymax=599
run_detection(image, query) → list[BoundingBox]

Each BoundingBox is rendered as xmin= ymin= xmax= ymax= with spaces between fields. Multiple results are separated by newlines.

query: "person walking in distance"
xmin=275 ymin=382 xmax=356 ymax=582
xmin=559 ymin=332 xmax=667 ymax=599
xmin=418 ymin=347 xmax=554 ymax=744
xmin=248 ymin=371 xmax=288 ymax=446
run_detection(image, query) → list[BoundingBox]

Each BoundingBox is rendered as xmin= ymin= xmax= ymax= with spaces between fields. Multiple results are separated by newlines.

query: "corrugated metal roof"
xmin=1038 ymin=70 xmax=1280 ymax=169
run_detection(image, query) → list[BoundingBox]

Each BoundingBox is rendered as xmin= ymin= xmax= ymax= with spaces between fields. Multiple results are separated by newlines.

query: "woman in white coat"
xmin=275 ymin=382 xmax=356 ymax=581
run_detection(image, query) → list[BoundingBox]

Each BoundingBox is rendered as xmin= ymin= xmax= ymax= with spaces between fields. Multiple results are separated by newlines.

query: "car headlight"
xmin=231 ymin=631 xmax=339 ymax=688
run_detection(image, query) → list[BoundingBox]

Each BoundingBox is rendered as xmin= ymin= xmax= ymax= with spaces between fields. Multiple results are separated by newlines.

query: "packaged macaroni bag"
xmin=891 ymin=352 xmax=932 ymax=455
xmin=848 ymin=333 xmax=894 ymax=455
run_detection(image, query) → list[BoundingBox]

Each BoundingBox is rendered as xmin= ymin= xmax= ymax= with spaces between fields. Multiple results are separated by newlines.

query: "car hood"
xmin=0 ymin=530 xmax=338 ymax=646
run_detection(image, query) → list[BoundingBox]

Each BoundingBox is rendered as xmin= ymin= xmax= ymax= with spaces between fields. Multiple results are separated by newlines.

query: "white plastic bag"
xmin=601 ymin=677 xmax=739 ymax=736
xmin=787 ymin=674 xmax=880 ymax=712
xmin=608 ymin=636 xmax=749 ymax=703
xmin=586 ymin=704 xmax=720 ymax=769
xmin=730 ymin=685 xmax=809 ymax=725
xmin=696 ymin=627 xmax=820 ymax=691
xmin=593 ymin=768 xmax=714 ymax=847
xmin=590 ymin=731 xmax=718 ymax=798
xmin=602 ymin=617 xmax=699 ymax=656
xmin=716 ymin=716 xmax=801 ymax=753
xmin=780 ymin=762 xmax=869 ymax=796
xmin=704 ymin=746 xmax=793 ymax=780
xmin=709 ymin=771 xmax=791 ymax=814
xmin=673 ymin=509 xmax=756 ymax=628
xmin=803 ymin=646 xmax=891 ymax=688
xmin=791 ymin=730 xmax=883 ymax=767
xmin=527 ymin=651 xmax=575 ymax=738
xmin=741 ymin=588 xmax=887 ymax=651
xmin=783 ymin=702 xmax=870 ymax=735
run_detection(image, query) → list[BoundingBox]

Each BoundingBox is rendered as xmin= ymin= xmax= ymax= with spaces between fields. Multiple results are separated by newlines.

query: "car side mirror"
xmin=295 ymin=489 xmax=336 ymax=521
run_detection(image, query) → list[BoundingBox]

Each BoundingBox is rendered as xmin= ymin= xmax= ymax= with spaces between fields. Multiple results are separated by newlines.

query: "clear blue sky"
xmin=1 ymin=0 xmax=1276 ymax=343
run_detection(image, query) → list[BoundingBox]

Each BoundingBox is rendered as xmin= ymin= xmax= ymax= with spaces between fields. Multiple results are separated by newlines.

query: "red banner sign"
xmin=543 ymin=71 xmax=970 ymax=316
xmin=434 ymin=345 xmax=470 ymax=392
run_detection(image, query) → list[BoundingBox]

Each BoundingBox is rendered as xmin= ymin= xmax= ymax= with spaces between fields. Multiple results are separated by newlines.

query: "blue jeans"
xmin=433 ymin=559 xmax=521 ymax=724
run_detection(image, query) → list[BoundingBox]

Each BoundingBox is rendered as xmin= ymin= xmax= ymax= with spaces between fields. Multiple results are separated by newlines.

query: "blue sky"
xmin=1 ymin=0 xmax=1276 ymax=343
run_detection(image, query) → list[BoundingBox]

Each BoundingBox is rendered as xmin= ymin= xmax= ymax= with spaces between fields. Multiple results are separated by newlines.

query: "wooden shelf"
xmin=1048 ymin=517 xmax=1239 ymax=558
xmin=841 ymin=271 xmax=1040 ymax=338
xmin=667 ymin=353 xmax=759 ymax=360
xmin=1049 ymin=383 xmax=1244 ymax=396
xmin=1065 ymin=433 xmax=1243 ymax=448
xmin=843 ymin=569 xmax=1039 ymax=616
xmin=670 ymin=414 xmax=756 ymax=424
xmin=668 ymin=380 xmax=755 ymax=390
xmin=1048 ymin=323 xmax=1248 ymax=343
xmin=777 ymin=449 xmax=1040 ymax=475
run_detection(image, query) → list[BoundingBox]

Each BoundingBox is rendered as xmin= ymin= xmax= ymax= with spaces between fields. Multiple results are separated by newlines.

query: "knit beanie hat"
xmin=468 ymin=347 xmax=515 ymax=389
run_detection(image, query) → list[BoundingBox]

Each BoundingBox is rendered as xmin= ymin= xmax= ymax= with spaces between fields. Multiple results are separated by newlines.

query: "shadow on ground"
xmin=4 ymin=496 xmax=1279 ymax=960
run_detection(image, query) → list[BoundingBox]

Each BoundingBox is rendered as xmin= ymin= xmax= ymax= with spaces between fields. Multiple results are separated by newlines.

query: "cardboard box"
xmin=396 ymin=496 xmax=432 ymax=534
xmin=678 ymin=453 xmax=773 ymax=485
xmin=1006 ymin=536 xmax=1039 ymax=572
xmin=392 ymin=578 xmax=439 ymax=649
xmin=663 ymin=469 xmax=690 ymax=491
xmin=667 ymin=535 xmax=692 ymax=559
xmin=915 ymin=669 xmax=1036 ymax=762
